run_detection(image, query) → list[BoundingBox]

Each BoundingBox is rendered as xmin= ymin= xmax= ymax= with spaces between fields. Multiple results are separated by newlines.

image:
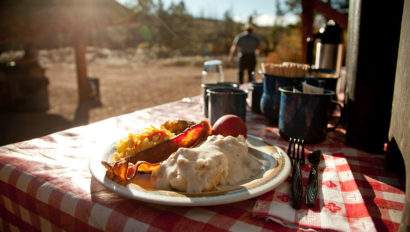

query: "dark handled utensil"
xmin=305 ymin=150 xmax=321 ymax=208
xmin=287 ymin=138 xmax=305 ymax=209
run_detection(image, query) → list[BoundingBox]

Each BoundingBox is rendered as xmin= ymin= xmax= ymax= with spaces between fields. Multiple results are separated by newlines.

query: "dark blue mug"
xmin=207 ymin=87 xmax=247 ymax=126
xmin=260 ymin=74 xmax=304 ymax=125
xmin=278 ymin=86 xmax=341 ymax=144
xmin=304 ymin=77 xmax=339 ymax=93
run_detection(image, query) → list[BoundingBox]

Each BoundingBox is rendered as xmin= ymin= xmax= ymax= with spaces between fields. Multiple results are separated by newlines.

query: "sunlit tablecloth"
xmin=0 ymin=96 xmax=404 ymax=231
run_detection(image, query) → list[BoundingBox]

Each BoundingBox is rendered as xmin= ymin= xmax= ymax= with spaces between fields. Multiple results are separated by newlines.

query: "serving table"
xmin=0 ymin=96 xmax=404 ymax=231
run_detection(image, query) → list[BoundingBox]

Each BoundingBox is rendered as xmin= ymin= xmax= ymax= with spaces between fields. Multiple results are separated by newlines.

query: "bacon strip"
xmin=102 ymin=120 xmax=211 ymax=182
xmin=125 ymin=161 xmax=161 ymax=181
xmin=102 ymin=160 xmax=161 ymax=181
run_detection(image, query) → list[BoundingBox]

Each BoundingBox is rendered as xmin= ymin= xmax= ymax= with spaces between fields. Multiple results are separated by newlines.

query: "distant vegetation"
xmin=1 ymin=0 xmax=347 ymax=64
xmin=12 ymin=0 xmax=303 ymax=64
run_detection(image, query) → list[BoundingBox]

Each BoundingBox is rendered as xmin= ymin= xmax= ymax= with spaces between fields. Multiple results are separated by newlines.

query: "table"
xmin=0 ymin=96 xmax=405 ymax=231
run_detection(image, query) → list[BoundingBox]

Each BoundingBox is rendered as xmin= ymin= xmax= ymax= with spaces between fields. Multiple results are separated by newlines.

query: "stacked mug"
xmin=259 ymin=62 xmax=341 ymax=143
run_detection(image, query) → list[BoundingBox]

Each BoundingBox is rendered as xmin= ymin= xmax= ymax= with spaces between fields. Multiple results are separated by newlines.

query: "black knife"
xmin=305 ymin=150 xmax=321 ymax=208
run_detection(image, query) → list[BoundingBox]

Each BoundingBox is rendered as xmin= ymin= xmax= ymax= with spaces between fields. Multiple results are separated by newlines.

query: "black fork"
xmin=287 ymin=138 xmax=305 ymax=209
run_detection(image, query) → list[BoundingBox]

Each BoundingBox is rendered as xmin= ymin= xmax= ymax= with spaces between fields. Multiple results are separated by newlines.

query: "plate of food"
xmin=89 ymin=118 xmax=291 ymax=206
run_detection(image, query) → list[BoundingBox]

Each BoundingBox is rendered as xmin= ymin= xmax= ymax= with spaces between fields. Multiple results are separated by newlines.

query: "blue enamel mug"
xmin=278 ymin=86 xmax=341 ymax=144
xmin=260 ymin=74 xmax=304 ymax=125
xmin=304 ymin=77 xmax=339 ymax=92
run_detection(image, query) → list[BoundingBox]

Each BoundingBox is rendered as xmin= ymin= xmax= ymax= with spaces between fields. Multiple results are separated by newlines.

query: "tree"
xmin=270 ymin=0 xmax=286 ymax=52
xmin=165 ymin=1 xmax=192 ymax=55
xmin=222 ymin=10 xmax=235 ymax=53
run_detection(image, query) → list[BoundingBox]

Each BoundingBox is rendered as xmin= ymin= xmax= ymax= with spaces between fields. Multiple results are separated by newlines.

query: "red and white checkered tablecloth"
xmin=0 ymin=97 xmax=405 ymax=231
xmin=253 ymin=152 xmax=377 ymax=231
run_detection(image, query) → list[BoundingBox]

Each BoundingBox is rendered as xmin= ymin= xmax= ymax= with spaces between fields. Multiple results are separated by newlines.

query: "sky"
xmin=116 ymin=0 xmax=299 ymax=26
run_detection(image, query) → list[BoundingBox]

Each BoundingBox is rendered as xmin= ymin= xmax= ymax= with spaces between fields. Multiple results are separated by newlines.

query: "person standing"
xmin=229 ymin=23 xmax=261 ymax=84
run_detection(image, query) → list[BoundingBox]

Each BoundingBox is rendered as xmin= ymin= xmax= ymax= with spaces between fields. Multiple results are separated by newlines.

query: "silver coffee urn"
xmin=306 ymin=20 xmax=343 ymax=74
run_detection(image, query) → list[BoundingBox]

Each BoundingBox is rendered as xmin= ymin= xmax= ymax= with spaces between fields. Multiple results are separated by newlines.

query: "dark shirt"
xmin=232 ymin=32 xmax=261 ymax=55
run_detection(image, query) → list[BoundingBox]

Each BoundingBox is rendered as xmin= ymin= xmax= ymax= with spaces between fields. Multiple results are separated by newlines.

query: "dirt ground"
xmin=0 ymin=59 xmax=242 ymax=146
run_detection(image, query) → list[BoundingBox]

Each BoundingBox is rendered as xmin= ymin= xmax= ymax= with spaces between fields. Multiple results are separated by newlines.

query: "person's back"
xmin=229 ymin=24 xmax=261 ymax=84
xmin=235 ymin=32 xmax=260 ymax=56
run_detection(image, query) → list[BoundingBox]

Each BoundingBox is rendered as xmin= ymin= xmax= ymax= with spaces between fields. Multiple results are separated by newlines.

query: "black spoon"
xmin=305 ymin=150 xmax=321 ymax=208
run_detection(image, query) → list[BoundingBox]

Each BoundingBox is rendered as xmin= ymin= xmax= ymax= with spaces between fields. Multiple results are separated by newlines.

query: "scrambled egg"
xmin=113 ymin=126 xmax=174 ymax=161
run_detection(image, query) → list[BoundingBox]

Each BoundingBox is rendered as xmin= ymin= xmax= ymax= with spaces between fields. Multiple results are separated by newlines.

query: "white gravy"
xmin=151 ymin=135 xmax=261 ymax=193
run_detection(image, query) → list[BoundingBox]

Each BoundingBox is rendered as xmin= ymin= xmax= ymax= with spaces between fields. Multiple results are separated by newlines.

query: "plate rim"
xmin=89 ymin=134 xmax=291 ymax=206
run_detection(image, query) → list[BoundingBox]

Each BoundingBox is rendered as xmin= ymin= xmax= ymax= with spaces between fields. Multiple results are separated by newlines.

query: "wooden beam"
xmin=387 ymin=0 xmax=409 ymax=228
xmin=73 ymin=29 xmax=92 ymax=103
xmin=301 ymin=0 xmax=348 ymax=63
xmin=315 ymin=1 xmax=348 ymax=29
xmin=301 ymin=0 xmax=314 ymax=64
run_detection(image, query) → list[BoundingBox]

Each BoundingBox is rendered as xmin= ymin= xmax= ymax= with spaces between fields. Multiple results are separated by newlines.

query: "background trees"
xmin=1 ymin=0 xmax=349 ymax=64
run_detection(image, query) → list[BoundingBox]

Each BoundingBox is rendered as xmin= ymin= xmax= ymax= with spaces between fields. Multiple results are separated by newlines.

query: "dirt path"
xmin=1 ymin=63 xmax=241 ymax=145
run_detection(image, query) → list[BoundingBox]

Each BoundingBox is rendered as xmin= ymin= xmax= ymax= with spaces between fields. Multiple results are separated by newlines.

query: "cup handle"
xmin=327 ymin=100 xmax=343 ymax=130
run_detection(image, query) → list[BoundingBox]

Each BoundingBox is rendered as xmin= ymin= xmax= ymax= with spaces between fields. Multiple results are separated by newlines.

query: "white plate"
xmin=89 ymin=135 xmax=291 ymax=206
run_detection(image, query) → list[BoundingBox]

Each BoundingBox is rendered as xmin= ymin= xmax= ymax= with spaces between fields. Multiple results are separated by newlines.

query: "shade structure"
xmin=0 ymin=0 xmax=134 ymax=43
xmin=0 ymin=0 xmax=135 ymax=102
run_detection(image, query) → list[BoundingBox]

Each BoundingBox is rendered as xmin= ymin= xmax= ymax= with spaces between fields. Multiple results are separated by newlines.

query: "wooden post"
xmin=301 ymin=0 xmax=314 ymax=64
xmin=345 ymin=0 xmax=403 ymax=153
xmin=73 ymin=29 xmax=92 ymax=103
xmin=389 ymin=0 xmax=410 ymax=231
